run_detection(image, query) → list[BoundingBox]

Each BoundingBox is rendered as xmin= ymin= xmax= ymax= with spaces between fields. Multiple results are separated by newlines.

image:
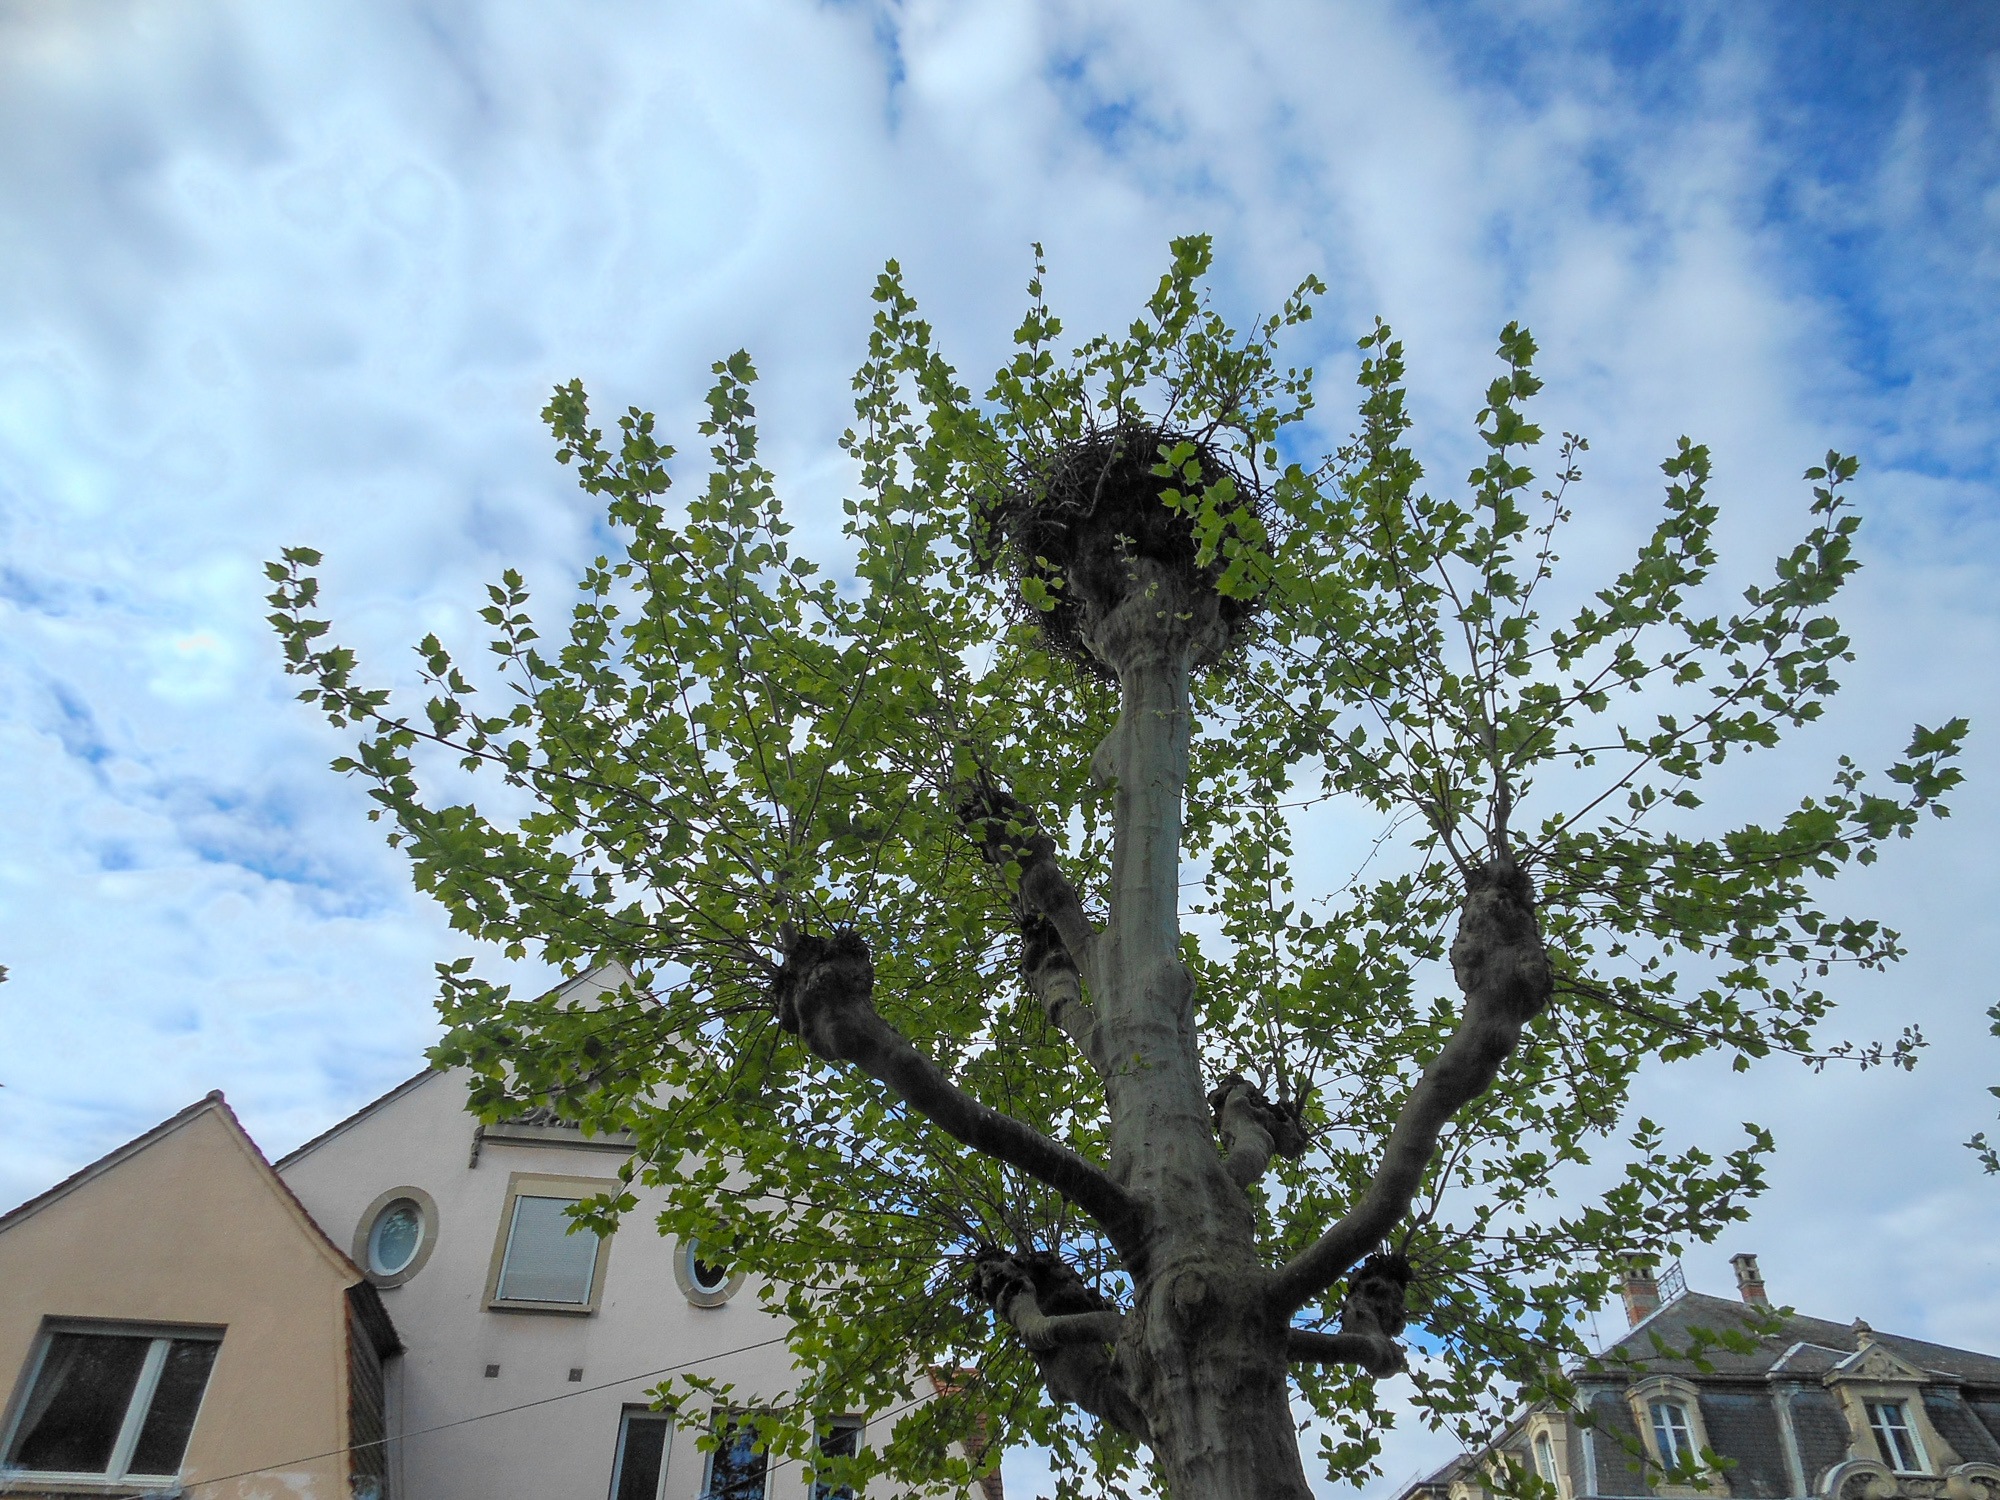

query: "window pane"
xmin=706 ymin=1416 xmax=769 ymax=1500
xmin=814 ymin=1418 xmax=862 ymax=1500
xmin=369 ymin=1201 xmax=424 ymax=1276
xmin=1534 ymin=1433 xmax=1558 ymax=1483
xmin=127 ymin=1339 xmax=220 ymax=1476
xmin=498 ymin=1196 xmax=600 ymax=1303
xmin=613 ymin=1413 xmax=671 ymax=1500
xmin=1650 ymin=1401 xmax=1691 ymax=1467
xmin=689 ymin=1242 xmax=730 ymax=1293
xmin=1868 ymin=1403 xmax=1921 ymax=1470
xmin=7 ymin=1332 xmax=152 ymax=1474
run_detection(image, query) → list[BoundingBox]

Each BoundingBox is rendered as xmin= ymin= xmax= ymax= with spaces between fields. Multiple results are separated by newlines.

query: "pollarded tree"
xmin=269 ymin=238 xmax=1962 ymax=1500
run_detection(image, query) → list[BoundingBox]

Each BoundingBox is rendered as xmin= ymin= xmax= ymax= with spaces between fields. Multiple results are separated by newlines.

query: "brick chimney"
xmin=1730 ymin=1253 xmax=1769 ymax=1307
xmin=1621 ymin=1259 xmax=1661 ymax=1327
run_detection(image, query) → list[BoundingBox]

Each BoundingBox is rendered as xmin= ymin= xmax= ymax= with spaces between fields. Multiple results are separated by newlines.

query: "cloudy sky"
xmin=2 ymin=1 xmax=1997 ymax=1493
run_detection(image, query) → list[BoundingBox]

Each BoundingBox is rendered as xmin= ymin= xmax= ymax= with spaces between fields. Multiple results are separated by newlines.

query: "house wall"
xmin=279 ymin=1069 xmax=819 ymax=1500
xmin=0 ymin=1106 xmax=355 ymax=1499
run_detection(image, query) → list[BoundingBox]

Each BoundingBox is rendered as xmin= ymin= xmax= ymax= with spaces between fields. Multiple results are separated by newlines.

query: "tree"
xmin=269 ymin=238 xmax=1964 ymax=1500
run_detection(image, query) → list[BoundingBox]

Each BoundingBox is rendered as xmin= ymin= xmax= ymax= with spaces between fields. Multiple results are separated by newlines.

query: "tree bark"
xmin=1076 ymin=564 xmax=1323 ymax=1500
xmin=833 ymin=558 xmax=1547 ymax=1498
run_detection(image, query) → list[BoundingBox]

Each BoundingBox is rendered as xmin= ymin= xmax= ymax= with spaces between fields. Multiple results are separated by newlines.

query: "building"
xmin=1 ymin=972 xmax=1001 ymax=1500
xmin=0 ymin=1092 xmax=399 ymax=1500
xmin=1399 ymin=1257 xmax=2000 ymax=1500
xmin=277 ymin=1056 xmax=937 ymax=1500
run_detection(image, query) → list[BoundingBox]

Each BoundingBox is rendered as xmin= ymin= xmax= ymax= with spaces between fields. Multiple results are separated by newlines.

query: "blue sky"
xmin=2 ymin=2 xmax=1997 ymax=1493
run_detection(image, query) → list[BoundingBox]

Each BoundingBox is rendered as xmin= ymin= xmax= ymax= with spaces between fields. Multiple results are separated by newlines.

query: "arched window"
xmin=1534 ymin=1432 xmax=1559 ymax=1485
xmin=1650 ymin=1401 xmax=1694 ymax=1469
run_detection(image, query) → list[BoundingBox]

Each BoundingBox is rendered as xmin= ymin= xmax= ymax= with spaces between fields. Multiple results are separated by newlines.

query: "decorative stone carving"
xmin=1823 ymin=1459 xmax=2000 ymax=1500
xmin=1944 ymin=1463 xmax=2000 ymax=1500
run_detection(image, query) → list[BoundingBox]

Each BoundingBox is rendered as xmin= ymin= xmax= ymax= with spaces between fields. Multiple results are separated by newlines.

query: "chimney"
xmin=1731 ymin=1253 xmax=1769 ymax=1307
xmin=1621 ymin=1259 xmax=1661 ymax=1327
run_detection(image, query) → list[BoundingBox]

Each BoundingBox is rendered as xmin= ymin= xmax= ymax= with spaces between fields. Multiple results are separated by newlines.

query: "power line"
xmin=102 ymin=1331 xmax=796 ymax=1498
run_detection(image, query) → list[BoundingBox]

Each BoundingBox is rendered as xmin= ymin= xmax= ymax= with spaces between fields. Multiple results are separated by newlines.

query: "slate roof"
xmin=1601 ymin=1292 xmax=2000 ymax=1387
xmin=1401 ymin=1290 xmax=2000 ymax=1500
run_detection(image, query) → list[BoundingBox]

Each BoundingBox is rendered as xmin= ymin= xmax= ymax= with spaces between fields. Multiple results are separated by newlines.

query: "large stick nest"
xmin=973 ymin=421 xmax=1271 ymax=680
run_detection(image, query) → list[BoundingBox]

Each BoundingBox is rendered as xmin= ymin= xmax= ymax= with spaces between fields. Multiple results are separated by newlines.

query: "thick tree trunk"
xmin=1123 ymin=1258 xmax=1315 ymax=1500
xmin=1079 ymin=565 xmax=1319 ymax=1500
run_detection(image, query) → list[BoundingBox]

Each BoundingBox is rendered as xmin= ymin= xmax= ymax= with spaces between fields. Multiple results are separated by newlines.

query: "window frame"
xmin=1625 ymin=1375 xmax=1728 ymax=1495
xmin=608 ymin=1405 xmax=674 ymax=1500
xmin=0 ymin=1319 xmax=223 ymax=1490
xmin=1649 ymin=1400 xmax=1695 ymax=1470
xmin=1521 ymin=1412 xmax=1571 ymax=1500
xmin=352 ymin=1185 xmax=439 ymax=1288
xmin=482 ymin=1171 xmax=618 ymax=1315
xmin=674 ymin=1238 xmax=747 ymax=1309
xmin=1533 ymin=1432 xmax=1559 ymax=1484
xmin=702 ymin=1409 xmax=772 ymax=1500
xmin=812 ymin=1415 xmax=866 ymax=1500
xmin=1866 ymin=1400 xmax=1927 ymax=1473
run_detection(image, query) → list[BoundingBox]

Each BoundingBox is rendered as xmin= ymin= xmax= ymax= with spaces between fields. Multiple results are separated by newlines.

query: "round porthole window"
xmin=369 ymin=1200 xmax=423 ymax=1275
xmin=674 ymin=1237 xmax=744 ymax=1307
xmin=352 ymin=1187 xmax=438 ymax=1288
xmin=688 ymin=1243 xmax=729 ymax=1294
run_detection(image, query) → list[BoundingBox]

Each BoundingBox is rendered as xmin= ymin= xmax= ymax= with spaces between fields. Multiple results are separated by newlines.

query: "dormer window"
xmin=1522 ymin=1413 xmax=1571 ymax=1499
xmin=1625 ymin=1375 xmax=1725 ymax=1494
xmin=1533 ymin=1433 xmax=1559 ymax=1484
xmin=1866 ymin=1401 xmax=1925 ymax=1472
xmin=1650 ymin=1401 xmax=1694 ymax=1469
xmin=1824 ymin=1333 xmax=1955 ymax=1477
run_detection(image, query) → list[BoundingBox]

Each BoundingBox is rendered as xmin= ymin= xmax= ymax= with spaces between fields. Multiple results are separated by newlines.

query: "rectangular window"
xmin=812 ymin=1416 xmax=864 ymax=1500
xmin=484 ymin=1172 xmax=616 ymax=1313
xmin=1649 ymin=1400 xmax=1694 ymax=1470
xmin=498 ymin=1195 xmax=600 ymax=1302
xmin=610 ymin=1408 xmax=673 ymax=1500
xmin=1867 ymin=1402 xmax=1925 ymax=1472
xmin=2 ymin=1324 xmax=220 ymax=1484
xmin=704 ymin=1412 xmax=770 ymax=1500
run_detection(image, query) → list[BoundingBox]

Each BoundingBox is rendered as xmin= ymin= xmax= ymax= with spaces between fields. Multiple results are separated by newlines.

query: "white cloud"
xmin=0 ymin=2 xmax=1994 ymax=1494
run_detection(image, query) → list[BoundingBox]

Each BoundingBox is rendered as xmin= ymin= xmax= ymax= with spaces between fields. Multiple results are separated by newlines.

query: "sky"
xmin=2 ymin=1 xmax=1998 ymax=1494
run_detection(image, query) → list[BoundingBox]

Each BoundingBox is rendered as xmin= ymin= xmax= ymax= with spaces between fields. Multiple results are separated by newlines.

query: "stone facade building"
xmin=1400 ymin=1258 xmax=2000 ymax=1500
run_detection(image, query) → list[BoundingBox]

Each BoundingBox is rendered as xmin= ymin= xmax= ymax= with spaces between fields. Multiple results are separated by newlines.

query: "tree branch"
xmin=1003 ymin=1300 xmax=1128 ymax=1350
xmin=958 ymin=779 xmax=1109 ymax=1073
xmin=774 ymin=931 xmax=1143 ymax=1256
xmin=1271 ymin=860 xmax=1551 ymax=1313
xmin=1285 ymin=1329 xmax=1404 ymax=1378
xmin=1209 ymin=1074 xmax=1308 ymax=1189
xmin=1020 ymin=911 xmax=1107 ymax=1073
xmin=957 ymin=779 xmax=1099 ymax=963
xmin=973 ymin=1249 xmax=1150 ymax=1442
xmin=1285 ymin=1250 xmax=1415 ymax=1377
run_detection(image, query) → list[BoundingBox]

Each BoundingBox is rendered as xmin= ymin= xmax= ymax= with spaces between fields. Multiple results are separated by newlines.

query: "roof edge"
xmin=0 ymin=1092 xmax=231 ymax=1235
xmin=274 ymin=1067 xmax=443 ymax=1169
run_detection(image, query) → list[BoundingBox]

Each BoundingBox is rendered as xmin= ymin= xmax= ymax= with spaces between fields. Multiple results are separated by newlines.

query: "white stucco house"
xmin=273 ymin=972 xmax=1002 ymax=1500
xmin=0 ymin=965 xmax=998 ymax=1499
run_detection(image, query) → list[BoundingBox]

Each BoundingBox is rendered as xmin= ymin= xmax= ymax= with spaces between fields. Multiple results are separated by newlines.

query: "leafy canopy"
xmin=269 ymin=237 xmax=1962 ymax=1495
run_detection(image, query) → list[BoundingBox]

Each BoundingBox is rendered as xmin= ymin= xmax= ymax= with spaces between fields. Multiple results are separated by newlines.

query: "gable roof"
xmin=1598 ymin=1291 xmax=2000 ymax=1386
xmin=273 ymin=1066 xmax=442 ymax=1169
xmin=274 ymin=965 xmax=643 ymax=1171
xmin=0 ymin=1090 xmax=367 ymax=1288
